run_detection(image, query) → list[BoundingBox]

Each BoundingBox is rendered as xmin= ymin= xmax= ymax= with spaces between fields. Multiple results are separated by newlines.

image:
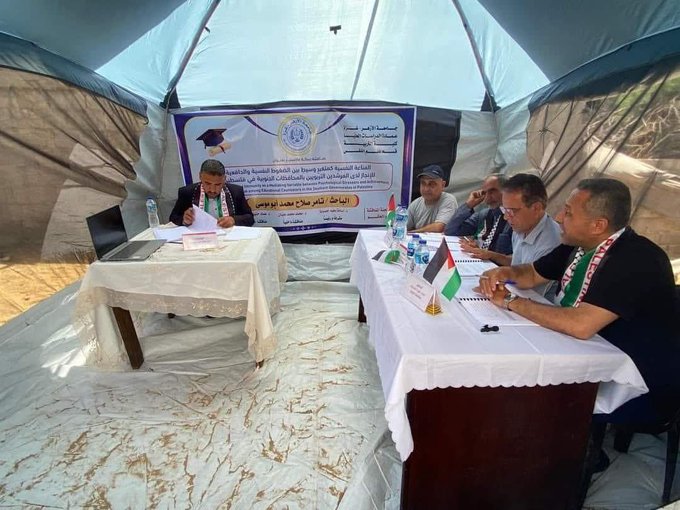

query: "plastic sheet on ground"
xmin=0 ymin=280 xmax=398 ymax=508
xmin=0 ymin=276 xmax=677 ymax=508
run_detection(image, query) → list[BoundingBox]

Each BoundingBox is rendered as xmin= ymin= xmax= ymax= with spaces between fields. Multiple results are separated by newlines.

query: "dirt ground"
xmin=0 ymin=253 xmax=92 ymax=326
xmin=0 ymin=250 xmax=677 ymax=328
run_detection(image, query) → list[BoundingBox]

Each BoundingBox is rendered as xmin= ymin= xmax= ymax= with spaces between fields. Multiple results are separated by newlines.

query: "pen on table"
xmin=501 ymin=280 xmax=517 ymax=285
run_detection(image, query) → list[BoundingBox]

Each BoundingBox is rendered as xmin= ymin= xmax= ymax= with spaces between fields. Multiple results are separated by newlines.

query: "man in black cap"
xmin=406 ymin=164 xmax=458 ymax=233
xmin=170 ymin=159 xmax=254 ymax=228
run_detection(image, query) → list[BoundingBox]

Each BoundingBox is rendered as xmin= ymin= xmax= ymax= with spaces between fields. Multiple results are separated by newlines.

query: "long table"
xmin=350 ymin=229 xmax=647 ymax=509
xmin=74 ymin=227 xmax=287 ymax=368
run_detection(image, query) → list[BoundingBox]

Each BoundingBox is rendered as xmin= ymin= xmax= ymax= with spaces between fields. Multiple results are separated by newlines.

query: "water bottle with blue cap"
xmin=146 ymin=197 xmax=160 ymax=228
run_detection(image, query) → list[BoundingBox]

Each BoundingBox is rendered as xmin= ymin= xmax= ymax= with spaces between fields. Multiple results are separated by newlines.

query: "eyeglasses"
xmin=500 ymin=206 xmax=522 ymax=216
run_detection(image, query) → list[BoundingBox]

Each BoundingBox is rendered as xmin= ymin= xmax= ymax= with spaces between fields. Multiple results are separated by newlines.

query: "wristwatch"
xmin=503 ymin=293 xmax=519 ymax=310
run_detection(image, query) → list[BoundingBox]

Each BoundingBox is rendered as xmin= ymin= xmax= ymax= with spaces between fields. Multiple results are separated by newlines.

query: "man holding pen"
xmin=460 ymin=174 xmax=561 ymax=291
xmin=478 ymin=178 xmax=679 ymax=426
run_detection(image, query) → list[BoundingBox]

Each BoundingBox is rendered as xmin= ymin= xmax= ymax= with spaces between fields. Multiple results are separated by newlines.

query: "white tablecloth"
xmin=75 ymin=227 xmax=287 ymax=367
xmin=349 ymin=229 xmax=648 ymax=461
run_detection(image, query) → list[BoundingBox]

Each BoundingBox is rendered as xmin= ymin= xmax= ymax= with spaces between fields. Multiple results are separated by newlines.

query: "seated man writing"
xmin=462 ymin=174 xmax=561 ymax=297
xmin=479 ymin=178 xmax=679 ymax=424
xmin=170 ymin=159 xmax=254 ymax=228
xmin=406 ymin=164 xmax=458 ymax=233
xmin=444 ymin=172 xmax=512 ymax=255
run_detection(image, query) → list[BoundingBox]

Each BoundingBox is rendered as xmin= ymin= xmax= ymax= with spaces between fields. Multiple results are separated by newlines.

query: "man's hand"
xmin=460 ymin=242 xmax=493 ymax=260
xmin=182 ymin=208 xmax=195 ymax=226
xmin=488 ymin=284 xmax=510 ymax=307
xmin=459 ymin=237 xmax=477 ymax=250
xmin=217 ymin=216 xmax=236 ymax=228
xmin=465 ymin=189 xmax=486 ymax=209
xmin=479 ymin=267 xmax=514 ymax=298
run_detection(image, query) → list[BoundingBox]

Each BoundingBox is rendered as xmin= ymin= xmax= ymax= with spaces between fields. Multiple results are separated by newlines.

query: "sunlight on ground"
xmin=0 ymin=260 xmax=90 ymax=325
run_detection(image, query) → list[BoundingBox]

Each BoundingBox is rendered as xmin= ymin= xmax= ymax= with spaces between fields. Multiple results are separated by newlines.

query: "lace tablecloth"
xmin=75 ymin=227 xmax=287 ymax=367
xmin=349 ymin=229 xmax=648 ymax=461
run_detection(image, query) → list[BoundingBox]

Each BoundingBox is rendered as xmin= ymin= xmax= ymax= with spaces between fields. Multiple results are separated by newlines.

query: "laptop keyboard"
xmin=110 ymin=242 xmax=147 ymax=260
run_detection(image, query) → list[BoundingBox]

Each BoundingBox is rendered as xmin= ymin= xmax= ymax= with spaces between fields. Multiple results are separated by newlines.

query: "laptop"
xmin=86 ymin=205 xmax=165 ymax=262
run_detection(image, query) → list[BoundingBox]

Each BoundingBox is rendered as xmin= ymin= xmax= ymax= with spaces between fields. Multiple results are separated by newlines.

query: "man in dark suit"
xmin=170 ymin=159 xmax=254 ymax=228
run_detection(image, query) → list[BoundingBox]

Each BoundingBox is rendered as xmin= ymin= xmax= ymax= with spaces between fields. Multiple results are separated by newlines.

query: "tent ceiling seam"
xmin=549 ymin=26 xmax=680 ymax=91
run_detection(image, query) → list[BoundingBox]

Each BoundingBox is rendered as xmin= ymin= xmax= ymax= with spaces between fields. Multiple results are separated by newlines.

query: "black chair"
xmin=612 ymin=407 xmax=680 ymax=505
xmin=610 ymin=284 xmax=680 ymax=505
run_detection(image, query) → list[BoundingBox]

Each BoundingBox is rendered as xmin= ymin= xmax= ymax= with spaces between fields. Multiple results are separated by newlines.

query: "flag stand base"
xmin=425 ymin=301 xmax=442 ymax=315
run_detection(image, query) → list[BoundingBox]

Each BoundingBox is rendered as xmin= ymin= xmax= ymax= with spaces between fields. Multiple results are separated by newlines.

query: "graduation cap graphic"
xmin=196 ymin=128 xmax=226 ymax=148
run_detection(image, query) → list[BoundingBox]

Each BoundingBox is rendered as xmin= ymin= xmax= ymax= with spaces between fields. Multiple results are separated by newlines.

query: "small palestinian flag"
xmin=372 ymin=249 xmax=401 ymax=264
xmin=385 ymin=194 xmax=396 ymax=227
xmin=422 ymin=239 xmax=461 ymax=300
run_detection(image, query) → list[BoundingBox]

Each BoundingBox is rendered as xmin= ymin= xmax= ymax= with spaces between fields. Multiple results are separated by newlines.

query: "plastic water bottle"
xmin=414 ymin=239 xmax=430 ymax=275
xmin=406 ymin=234 xmax=420 ymax=273
xmin=146 ymin=197 xmax=160 ymax=228
xmin=392 ymin=205 xmax=408 ymax=244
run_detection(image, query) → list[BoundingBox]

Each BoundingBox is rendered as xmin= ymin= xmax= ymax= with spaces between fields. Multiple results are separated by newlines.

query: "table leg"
xmin=111 ymin=307 xmax=144 ymax=369
xmin=358 ymin=297 xmax=366 ymax=323
xmin=400 ymin=383 xmax=598 ymax=510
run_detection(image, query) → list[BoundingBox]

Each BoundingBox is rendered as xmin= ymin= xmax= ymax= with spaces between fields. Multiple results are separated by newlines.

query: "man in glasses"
xmin=460 ymin=174 xmax=561 ymax=286
xmin=478 ymin=179 xmax=679 ymax=474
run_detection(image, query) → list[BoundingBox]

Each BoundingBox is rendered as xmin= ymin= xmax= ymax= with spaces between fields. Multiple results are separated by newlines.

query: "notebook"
xmin=86 ymin=206 xmax=165 ymax=262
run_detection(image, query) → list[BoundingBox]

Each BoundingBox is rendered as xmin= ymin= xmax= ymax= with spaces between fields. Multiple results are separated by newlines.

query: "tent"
xmin=1 ymin=1 xmax=678 ymax=296
xmin=0 ymin=1 xmax=679 ymax=507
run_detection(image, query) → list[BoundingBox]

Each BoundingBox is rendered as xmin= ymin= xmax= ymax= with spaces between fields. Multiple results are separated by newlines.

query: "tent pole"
xmin=350 ymin=0 xmax=380 ymax=100
xmin=451 ymin=0 xmax=504 ymax=173
xmin=450 ymin=0 xmax=497 ymax=111
xmin=160 ymin=0 xmax=221 ymax=109
xmin=157 ymin=0 xmax=221 ymax=198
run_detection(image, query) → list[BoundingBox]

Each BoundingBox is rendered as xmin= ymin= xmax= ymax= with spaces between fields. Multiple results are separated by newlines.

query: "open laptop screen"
xmin=86 ymin=206 xmax=128 ymax=259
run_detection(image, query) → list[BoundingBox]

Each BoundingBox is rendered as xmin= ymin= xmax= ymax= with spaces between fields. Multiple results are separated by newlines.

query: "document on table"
xmin=454 ymin=259 xmax=497 ymax=276
xmin=153 ymin=207 xmax=218 ymax=242
xmin=456 ymin=297 xmax=537 ymax=326
xmin=190 ymin=205 xmax=218 ymax=232
xmin=451 ymin=279 xmax=539 ymax=326
xmin=153 ymin=226 xmax=191 ymax=242
xmin=219 ymin=226 xmax=262 ymax=241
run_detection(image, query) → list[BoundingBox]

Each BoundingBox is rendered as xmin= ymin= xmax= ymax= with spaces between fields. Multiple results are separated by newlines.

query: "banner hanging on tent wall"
xmin=173 ymin=106 xmax=415 ymax=235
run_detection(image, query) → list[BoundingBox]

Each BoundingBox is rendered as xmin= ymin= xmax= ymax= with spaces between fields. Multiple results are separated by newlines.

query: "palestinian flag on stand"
xmin=385 ymin=194 xmax=396 ymax=227
xmin=422 ymin=239 xmax=462 ymax=300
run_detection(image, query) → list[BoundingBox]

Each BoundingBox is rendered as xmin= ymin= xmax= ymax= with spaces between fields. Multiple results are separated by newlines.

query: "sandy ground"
xmin=0 ymin=255 xmax=91 ymax=326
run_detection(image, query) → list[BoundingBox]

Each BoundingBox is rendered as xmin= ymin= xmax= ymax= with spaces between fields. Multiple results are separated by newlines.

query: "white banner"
xmin=173 ymin=106 xmax=415 ymax=235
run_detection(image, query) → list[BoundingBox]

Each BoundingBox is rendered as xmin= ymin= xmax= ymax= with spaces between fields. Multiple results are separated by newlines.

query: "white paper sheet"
xmin=191 ymin=205 xmax=218 ymax=232
xmin=220 ymin=226 xmax=262 ymax=241
xmin=153 ymin=226 xmax=191 ymax=242
xmin=454 ymin=260 xmax=496 ymax=276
